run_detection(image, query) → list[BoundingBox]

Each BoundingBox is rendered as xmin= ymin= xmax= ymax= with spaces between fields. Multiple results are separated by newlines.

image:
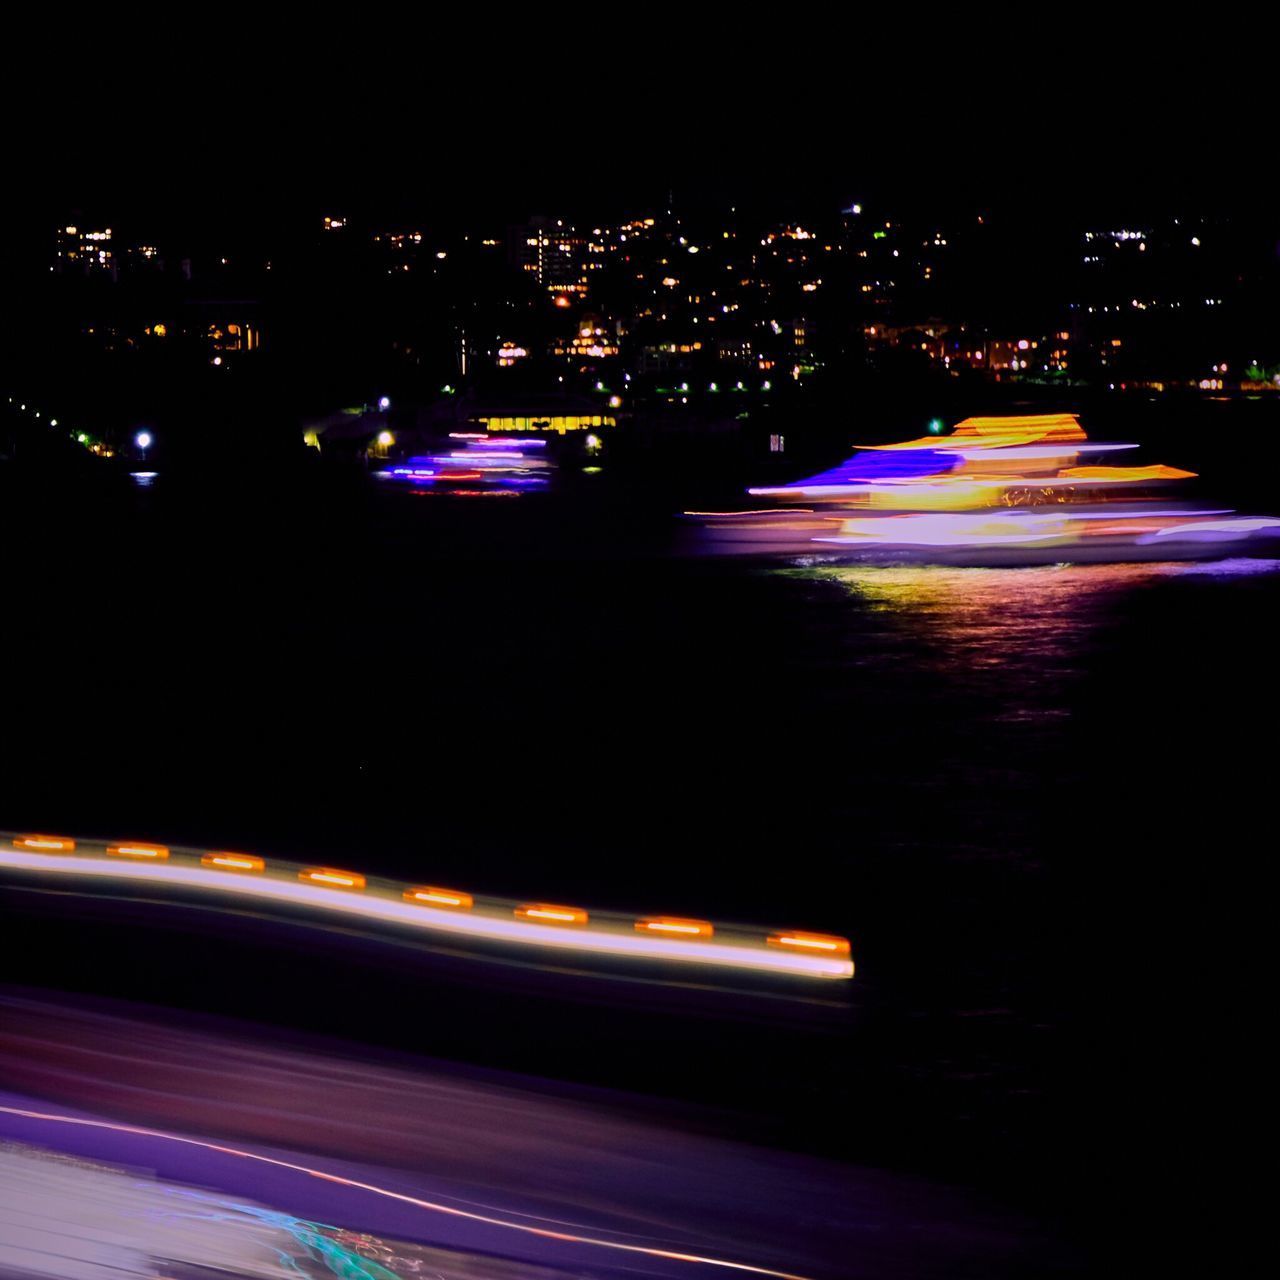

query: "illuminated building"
xmin=121 ymin=243 xmax=163 ymax=273
xmin=55 ymin=224 xmax=115 ymax=276
xmin=207 ymin=322 xmax=261 ymax=355
xmin=988 ymin=338 xmax=1041 ymax=373
xmin=375 ymin=230 xmax=423 ymax=250
xmin=639 ymin=341 xmax=703 ymax=373
xmin=551 ymin=317 xmax=620 ymax=364
xmin=511 ymin=217 xmax=588 ymax=296
xmin=462 ymin=392 xmax=615 ymax=436
xmin=470 ymin=408 xmax=614 ymax=436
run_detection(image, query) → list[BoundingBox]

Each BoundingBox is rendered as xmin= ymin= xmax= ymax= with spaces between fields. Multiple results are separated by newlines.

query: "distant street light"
xmin=378 ymin=396 xmax=391 ymax=411
xmin=135 ymin=430 xmax=153 ymax=451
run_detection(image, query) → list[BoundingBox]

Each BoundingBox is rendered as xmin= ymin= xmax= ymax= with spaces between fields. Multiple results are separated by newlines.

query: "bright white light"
xmin=378 ymin=396 xmax=391 ymax=410
xmin=135 ymin=431 xmax=152 ymax=450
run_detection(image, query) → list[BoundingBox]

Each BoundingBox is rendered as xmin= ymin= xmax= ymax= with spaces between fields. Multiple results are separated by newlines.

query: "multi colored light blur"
xmin=383 ymin=433 xmax=552 ymax=493
xmin=691 ymin=414 xmax=1280 ymax=562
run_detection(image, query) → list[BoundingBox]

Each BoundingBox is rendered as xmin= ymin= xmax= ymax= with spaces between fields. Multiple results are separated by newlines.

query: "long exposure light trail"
xmin=692 ymin=412 xmax=1280 ymax=562
xmin=0 ymin=840 xmax=853 ymax=980
xmin=0 ymin=1103 xmax=816 ymax=1280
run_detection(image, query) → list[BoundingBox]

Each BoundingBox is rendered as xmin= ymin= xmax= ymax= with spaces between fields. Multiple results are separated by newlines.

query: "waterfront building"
xmin=466 ymin=391 xmax=615 ymax=435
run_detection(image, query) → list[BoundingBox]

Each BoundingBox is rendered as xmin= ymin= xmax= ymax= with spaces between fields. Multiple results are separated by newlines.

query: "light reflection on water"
xmin=782 ymin=557 xmax=1280 ymax=724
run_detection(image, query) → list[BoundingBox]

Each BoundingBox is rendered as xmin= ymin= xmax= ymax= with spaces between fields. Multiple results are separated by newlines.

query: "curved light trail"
xmin=0 ymin=1103 xmax=815 ymax=1280
xmin=0 ymin=836 xmax=853 ymax=980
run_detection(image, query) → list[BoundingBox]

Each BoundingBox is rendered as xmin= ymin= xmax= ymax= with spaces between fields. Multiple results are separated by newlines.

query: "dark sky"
xmin=5 ymin=21 xmax=1269 ymax=239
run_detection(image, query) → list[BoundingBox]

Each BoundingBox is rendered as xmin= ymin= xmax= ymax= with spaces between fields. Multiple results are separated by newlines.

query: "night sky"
xmin=6 ymin=25 xmax=1269 ymax=242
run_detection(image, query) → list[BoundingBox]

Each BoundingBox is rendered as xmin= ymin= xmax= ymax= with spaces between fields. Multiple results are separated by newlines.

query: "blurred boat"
xmin=687 ymin=414 xmax=1280 ymax=564
xmin=382 ymin=432 xmax=553 ymax=494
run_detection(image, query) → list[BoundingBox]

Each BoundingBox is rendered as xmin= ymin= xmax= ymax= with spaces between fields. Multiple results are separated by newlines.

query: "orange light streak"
xmin=11 ymin=835 xmax=76 ymax=853
xmin=767 ymin=931 xmax=852 ymax=956
xmin=299 ymin=867 xmax=366 ymax=890
xmin=403 ymin=885 xmax=473 ymax=909
xmin=515 ymin=903 xmax=588 ymax=926
xmin=0 ymin=837 xmax=853 ymax=978
xmin=201 ymin=852 xmax=265 ymax=872
xmin=107 ymin=843 xmax=170 ymax=860
xmin=636 ymin=916 xmax=715 ymax=938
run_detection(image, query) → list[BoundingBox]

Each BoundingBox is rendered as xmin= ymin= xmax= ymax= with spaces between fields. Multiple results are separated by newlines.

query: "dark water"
xmin=4 ymin=438 xmax=1279 ymax=1272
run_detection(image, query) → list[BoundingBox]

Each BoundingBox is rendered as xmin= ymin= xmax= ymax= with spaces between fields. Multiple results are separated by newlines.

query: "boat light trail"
xmin=201 ymin=852 xmax=265 ymax=872
xmin=12 ymin=835 xmax=76 ymax=853
xmin=0 ymin=839 xmax=853 ymax=980
xmin=767 ymin=932 xmax=852 ymax=956
xmin=299 ymin=867 xmax=367 ymax=890
xmin=637 ymin=917 xmax=715 ymax=938
xmin=403 ymin=886 xmax=473 ymax=909
xmin=691 ymin=412 xmax=1280 ymax=561
xmin=107 ymin=843 xmax=169 ymax=860
xmin=515 ymin=903 xmax=589 ymax=926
